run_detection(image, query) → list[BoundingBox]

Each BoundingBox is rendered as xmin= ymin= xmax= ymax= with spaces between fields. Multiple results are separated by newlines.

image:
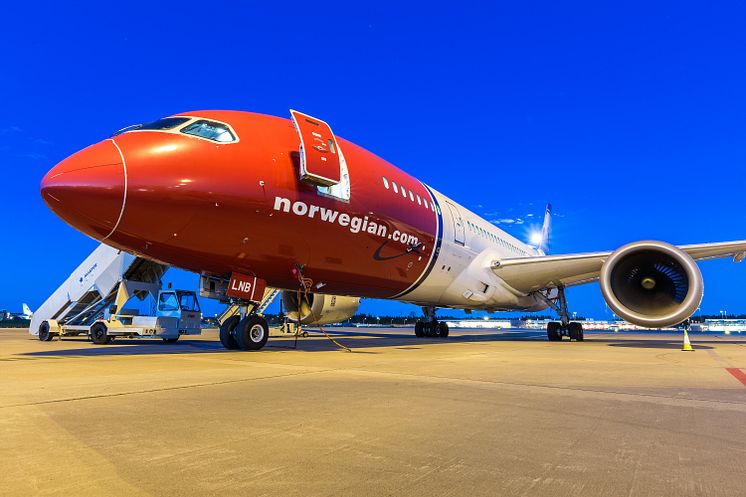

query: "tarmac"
xmin=1 ymin=326 xmax=745 ymax=497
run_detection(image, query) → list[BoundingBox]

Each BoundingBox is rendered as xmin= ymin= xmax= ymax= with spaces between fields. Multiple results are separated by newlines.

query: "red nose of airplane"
xmin=40 ymin=140 xmax=126 ymax=239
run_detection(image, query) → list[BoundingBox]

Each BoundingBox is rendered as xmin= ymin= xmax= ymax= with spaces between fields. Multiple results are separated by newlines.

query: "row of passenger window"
xmin=381 ymin=177 xmax=441 ymax=214
xmin=466 ymin=220 xmax=529 ymax=256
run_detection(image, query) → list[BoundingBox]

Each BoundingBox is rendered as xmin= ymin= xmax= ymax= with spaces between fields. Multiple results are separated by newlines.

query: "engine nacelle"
xmin=281 ymin=292 xmax=360 ymax=325
xmin=599 ymin=241 xmax=703 ymax=328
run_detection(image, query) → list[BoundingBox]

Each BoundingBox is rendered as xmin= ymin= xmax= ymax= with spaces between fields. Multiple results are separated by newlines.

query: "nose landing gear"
xmin=414 ymin=307 xmax=449 ymax=338
xmin=218 ymin=304 xmax=270 ymax=351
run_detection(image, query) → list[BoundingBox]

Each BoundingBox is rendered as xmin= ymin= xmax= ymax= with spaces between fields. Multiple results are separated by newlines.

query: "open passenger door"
xmin=290 ymin=109 xmax=341 ymax=186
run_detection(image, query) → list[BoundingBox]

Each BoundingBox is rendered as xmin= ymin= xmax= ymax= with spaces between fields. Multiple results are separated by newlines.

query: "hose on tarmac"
xmin=295 ymin=266 xmax=352 ymax=353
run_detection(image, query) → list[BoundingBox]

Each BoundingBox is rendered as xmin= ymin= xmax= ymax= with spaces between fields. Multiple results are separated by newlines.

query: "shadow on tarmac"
xmin=17 ymin=328 xmax=730 ymax=357
xmin=20 ymin=330 xmax=542 ymax=357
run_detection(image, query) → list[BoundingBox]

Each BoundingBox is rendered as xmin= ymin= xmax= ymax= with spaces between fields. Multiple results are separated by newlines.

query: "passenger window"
xmin=416 ymin=194 xmax=422 ymax=205
xmin=382 ymin=177 xmax=389 ymax=189
xmin=401 ymin=187 xmax=407 ymax=198
xmin=409 ymin=191 xmax=414 ymax=202
xmin=392 ymin=181 xmax=398 ymax=193
xmin=181 ymin=120 xmax=236 ymax=143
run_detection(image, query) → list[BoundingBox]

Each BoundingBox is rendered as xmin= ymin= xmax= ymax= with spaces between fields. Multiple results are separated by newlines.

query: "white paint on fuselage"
xmin=398 ymin=187 xmax=548 ymax=312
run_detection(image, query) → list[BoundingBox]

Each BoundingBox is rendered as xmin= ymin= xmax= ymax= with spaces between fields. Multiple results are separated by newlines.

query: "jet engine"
xmin=281 ymin=292 xmax=360 ymax=325
xmin=599 ymin=241 xmax=703 ymax=328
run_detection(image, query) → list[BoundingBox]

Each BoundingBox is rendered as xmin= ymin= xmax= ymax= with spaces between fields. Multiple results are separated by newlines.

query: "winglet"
xmin=539 ymin=203 xmax=552 ymax=255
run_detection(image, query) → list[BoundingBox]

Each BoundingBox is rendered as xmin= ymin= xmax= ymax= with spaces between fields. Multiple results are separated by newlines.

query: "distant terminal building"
xmin=693 ymin=319 xmax=746 ymax=333
xmin=447 ymin=318 xmax=678 ymax=331
xmin=519 ymin=318 xmax=676 ymax=331
xmin=444 ymin=319 xmax=514 ymax=329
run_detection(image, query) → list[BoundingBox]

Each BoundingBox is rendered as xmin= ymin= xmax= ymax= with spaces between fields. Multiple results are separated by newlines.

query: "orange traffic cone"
xmin=681 ymin=329 xmax=694 ymax=351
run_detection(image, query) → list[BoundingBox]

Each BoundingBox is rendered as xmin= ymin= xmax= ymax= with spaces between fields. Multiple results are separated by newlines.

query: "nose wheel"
xmin=234 ymin=315 xmax=269 ymax=350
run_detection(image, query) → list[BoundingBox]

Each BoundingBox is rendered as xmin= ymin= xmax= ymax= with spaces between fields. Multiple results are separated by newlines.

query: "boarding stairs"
xmin=29 ymin=244 xmax=167 ymax=336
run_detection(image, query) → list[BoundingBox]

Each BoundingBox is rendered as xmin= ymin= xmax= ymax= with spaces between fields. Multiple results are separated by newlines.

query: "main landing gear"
xmin=414 ymin=307 xmax=449 ymax=338
xmin=219 ymin=306 xmax=269 ymax=351
xmin=535 ymin=286 xmax=584 ymax=342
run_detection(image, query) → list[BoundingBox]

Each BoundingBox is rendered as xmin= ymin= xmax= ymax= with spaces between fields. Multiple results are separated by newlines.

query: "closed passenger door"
xmin=445 ymin=201 xmax=466 ymax=245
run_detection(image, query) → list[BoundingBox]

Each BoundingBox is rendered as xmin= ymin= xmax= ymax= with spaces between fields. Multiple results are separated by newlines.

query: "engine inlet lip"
xmin=599 ymin=240 xmax=703 ymax=328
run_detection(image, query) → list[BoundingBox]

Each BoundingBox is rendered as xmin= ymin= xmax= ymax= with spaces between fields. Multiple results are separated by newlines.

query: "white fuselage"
xmin=396 ymin=187 xmax=548 ymax=312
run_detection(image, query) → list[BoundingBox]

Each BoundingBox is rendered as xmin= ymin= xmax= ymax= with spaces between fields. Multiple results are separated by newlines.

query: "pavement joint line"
xmin=333 ymin=367 xmax=746 ymax=412
xmin=4 ymin=355 xmax=746 ymax=412
xmin=0 ymin=368 xmax=338 ymax=409
xmin=706 ymin=349 xmax=734 ymax=367
xmin=9 ymin=361 xmax=745 ymax=414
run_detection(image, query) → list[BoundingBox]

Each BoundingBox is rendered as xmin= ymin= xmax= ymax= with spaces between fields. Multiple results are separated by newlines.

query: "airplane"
xmin=8 ymin=303 xmax=33 ymax=320
xmin=38 ymin=109 xmax=746 ymax=350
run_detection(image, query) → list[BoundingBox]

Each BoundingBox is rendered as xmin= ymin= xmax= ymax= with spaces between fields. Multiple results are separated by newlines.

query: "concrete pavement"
xmin=1 ymin=327 xmax=745 ymax=497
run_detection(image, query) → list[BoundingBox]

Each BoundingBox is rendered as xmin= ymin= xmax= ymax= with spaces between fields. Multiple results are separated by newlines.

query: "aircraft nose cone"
xmin=41 ymin=140 xmax=125 ymax=239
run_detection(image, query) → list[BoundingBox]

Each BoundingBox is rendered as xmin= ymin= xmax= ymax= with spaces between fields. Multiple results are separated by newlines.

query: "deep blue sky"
xmin=2 ymin=1 xmax=744 ymax=318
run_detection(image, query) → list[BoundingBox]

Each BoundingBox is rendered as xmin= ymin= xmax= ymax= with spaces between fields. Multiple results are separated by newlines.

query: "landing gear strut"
xmin=414 ymin=307 xmax=449 ymax=338
xmin=535 ymin=286 xmax=584 ymax=342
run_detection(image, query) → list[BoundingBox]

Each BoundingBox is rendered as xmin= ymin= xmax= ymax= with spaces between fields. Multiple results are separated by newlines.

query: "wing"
xmin=491 ymin=240 xmax=746 ymax=294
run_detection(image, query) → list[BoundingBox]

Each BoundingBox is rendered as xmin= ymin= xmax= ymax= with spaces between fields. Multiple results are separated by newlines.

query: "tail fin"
xmin=22 ymin=303 xmax=32 ymax=317
xmin=539 ymin=203 xmax=551 ymax=255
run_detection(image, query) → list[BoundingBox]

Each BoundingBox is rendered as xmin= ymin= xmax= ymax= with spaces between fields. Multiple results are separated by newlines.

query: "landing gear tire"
xmin=568 ymin=322 xmax=584 ymax=341
xmin=162 ymin=336 xmax=180 ymax=343
xmin=219 ymin=315 xmax=241 ymax=350
xmin=437 ymin=322 xmax=449 ymax=338
xmin=547 ymin=322 xmax=562 ymax=341
xmin=234 ymin=315 xmax=269 ymax=351
xmin=415 ymin=321 xmax=425 ymax=338
xmin=414 ymin=319 xmax=448 ymax=338
xmin=90 ymin=322 xmax=112 ymax=345
xmin=38 ymin=321 xmax=54 ymax=342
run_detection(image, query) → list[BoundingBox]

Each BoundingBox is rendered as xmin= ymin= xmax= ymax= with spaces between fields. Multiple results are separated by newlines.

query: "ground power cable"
xmin=295 ymin=265 xmax=353 ymax=353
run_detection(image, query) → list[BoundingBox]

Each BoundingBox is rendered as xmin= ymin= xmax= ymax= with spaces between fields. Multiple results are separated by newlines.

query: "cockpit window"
xmin=112 ymin=124 xmax=143 ymax=136
xmin=180 ymin=120 xmax=236 ymax=143
xmin=112 ymin=117 xmax=191 ymax=136
xmin=139 ymin=117 xmax=191 ymax=130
